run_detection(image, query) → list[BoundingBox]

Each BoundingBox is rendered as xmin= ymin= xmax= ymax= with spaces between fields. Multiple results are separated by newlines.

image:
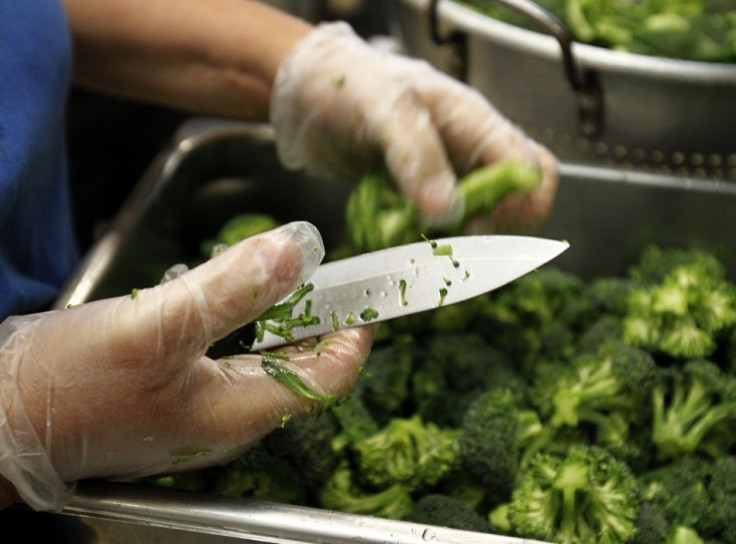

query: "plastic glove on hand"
xmin=0 ymin=221 xmax=375 ymax=511
xmin=271 ymin=22 xmax=558 ymax=231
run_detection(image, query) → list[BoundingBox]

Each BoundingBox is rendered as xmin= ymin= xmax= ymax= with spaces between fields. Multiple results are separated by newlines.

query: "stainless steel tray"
xmin=10 ymin=121 xmax=735 ymax=542
xmin=388 ymin=0 xmax=736 ymax=181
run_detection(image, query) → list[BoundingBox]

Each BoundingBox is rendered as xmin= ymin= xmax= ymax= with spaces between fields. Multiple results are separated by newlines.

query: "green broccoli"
xmin=353 ymin=415 xmax=460 ymax=492
xmin=533 ymin=340 xmax=657 ymax=429
xmin=262 ymin=411 xmax=341 ymax=494
xmin=698 ymin=456 xmax=736 ymax=544
xmin=351 ymin=335 xmax=416 ymax=423
xmin=346 ymin=160 xmax=541 ymax=252
xmin=410 ymin=333 xmax=527 ymax=427
xmin=319 ymin=460 xmax=413 ymax=519
xmin=208 ymin=443 xmax=307 ymax=504
xmin=329 ymin=395 xmax=380 ymax=454
xmin=623 ymin=248 xmax=736 ymax=359
xmin=458 ymin=387 xmax=544 ymax=503
xmin=507 ymin=445 xmax=640 ymax=544
xmin=638 ymin=455 xmax=711 ymax=530
xmin=651 ymin=359 xmax=736 ymax=461
xmin=404 ymin=494 xmax=492 ymax=533
xmin=478 ymin=267 xmax=585 ymax=371
xmin=201 ymin=213 xmax=280 ymax=257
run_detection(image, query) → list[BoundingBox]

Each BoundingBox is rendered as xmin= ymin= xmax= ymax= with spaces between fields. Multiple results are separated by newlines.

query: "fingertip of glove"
xmin=272 ymin=221 xmax=325 ymax=284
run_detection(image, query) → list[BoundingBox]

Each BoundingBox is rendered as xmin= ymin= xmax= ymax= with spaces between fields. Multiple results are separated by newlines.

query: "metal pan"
xmin=388 ymin=0 xmax=736 ymax=181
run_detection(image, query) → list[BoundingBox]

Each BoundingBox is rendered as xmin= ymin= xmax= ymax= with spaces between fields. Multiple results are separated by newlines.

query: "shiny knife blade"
xmin=250 ymin=235 xmax=569 ymax=351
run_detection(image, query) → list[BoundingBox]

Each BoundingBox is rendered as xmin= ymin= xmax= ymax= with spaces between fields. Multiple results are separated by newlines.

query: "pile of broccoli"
xmin=146 ymin=242 xmax=736 ymax=544
xmin=148 ymin=169 xmax=736 ymax=544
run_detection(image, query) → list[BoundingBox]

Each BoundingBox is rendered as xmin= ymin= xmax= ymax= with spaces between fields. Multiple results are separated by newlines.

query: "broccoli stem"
xmin=458 ymin=160 xmax=542 ymax=219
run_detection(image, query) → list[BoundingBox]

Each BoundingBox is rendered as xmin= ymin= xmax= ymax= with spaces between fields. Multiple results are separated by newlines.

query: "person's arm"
xmin=62 ymin=0 xmax=311 ymax=120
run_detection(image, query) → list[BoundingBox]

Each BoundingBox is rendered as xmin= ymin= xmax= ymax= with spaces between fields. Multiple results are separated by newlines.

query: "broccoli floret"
xmin=622 ymin=249 xmax=736 ymax=359
xmin=638 ymin=455 xmax=711 ymax=529
xmin=404 ymin=494 xmax=492 ymax=533
xmin=410 ymin=333 xmax=527 ymax=427
xmin=351 ymin=335 xmax=416 ymax=423
xmin=353 ymin=415 xmax=460 ymax=492
xmin=329 ymin=395 xmax=380 ymax=454
xmin=507 ymin=445 xmax=640 ymax=544
xmin=262 ymin=411 xmax=341 ymax=494
xmin=345 ymin=160 xmax=541 ymax=252
xmin=208 ymin=443 xmax=307 ymax=504
xmin=319 ymin=460 xmax=413 ymax=519
xmin=201 ymin=213 xmax=280 ymax=257
xmin=577 ymin=315 xmax=625 ymax=354
xmin=478 ymin=267 xmax=585 ymax=370
xmin=698 ymin=456 xmax=736 ymax=544
xmin=631 ymin=501 xmax=672 ymax=544
xmin=533 ymin=340 xmax=657 ymax=429
xmin=560 ymin=276 xmax=635 ymax=327
xmin=651 ymin=360 xmax=736 ymax=461
xmin=628 ymin=246 xmax=726 ymax=284
xmin=458 ymin=387 xmax=544 ymax=502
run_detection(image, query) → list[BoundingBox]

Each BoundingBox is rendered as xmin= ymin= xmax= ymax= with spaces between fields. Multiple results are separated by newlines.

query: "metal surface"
xmin=254 ymin=235 xmax=569 ymax=349
xmin=31 ymin=122 xmax=736 ymax=543
xmin=389 ymin=0 xmax=736 ymax=181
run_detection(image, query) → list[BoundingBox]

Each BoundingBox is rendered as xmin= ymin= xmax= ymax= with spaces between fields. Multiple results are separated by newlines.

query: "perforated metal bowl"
xmin=389 ymin=0 xmax=736 ymax=181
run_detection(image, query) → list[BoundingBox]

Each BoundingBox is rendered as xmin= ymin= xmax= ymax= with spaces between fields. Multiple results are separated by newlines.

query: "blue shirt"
xmin=0 ymin=1 xmax=78 ymax=318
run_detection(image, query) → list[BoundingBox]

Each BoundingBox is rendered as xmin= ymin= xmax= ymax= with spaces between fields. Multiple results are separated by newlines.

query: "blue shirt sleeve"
xmin=0 ymin=0 xmax=79 ymax=318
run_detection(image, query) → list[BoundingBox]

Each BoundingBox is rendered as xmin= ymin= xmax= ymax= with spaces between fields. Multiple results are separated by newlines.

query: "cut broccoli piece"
xmin=410 ymin=333 xmax=527 ymax=427
xmin=208 ymin=443 xmax=307 ymax=504
xmin=507 ymin=445 xmax=640 ymax=544
xmin=353 ymin=415 xmax=460 ymax=492
xmin=351 ymin=335 xmax=416 ymax=422
xmin=651 ymin=360 xmax=736 ymax=461
xmin=345 ymin=160 xmax=541 ymax=252
xmin=638 ymin=455 xmax=711 ymax=529
xmin=319 ymin=460 xmax=413 ymax=519
xmin=262 ymin=411 xmax=341 ymax=494
xmin=623 ymin=248 xmax=736 ymax=359
xmin=405 ymin=494 xmax=492 ymax=533
xmin=458 ymin=387 xmax=544 ymax=502
xmin=201 ymin=213 xmax=280 ymax=257
xmin=533 ymin=340 xmax=657 ymax=429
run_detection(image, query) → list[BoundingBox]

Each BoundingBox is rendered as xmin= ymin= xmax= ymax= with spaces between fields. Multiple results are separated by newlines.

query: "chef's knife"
xmin=244 ymin=234 xmax=568 ymax=352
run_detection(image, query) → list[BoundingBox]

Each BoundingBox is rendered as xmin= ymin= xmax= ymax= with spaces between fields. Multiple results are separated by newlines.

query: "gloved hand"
xmin=0 ymin=221 xmax=375 ymax=511
xmin=271 ymin=22 xmax=558 ymax=230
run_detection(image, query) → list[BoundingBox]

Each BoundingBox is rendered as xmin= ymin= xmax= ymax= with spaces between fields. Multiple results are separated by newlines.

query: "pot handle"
xmin=429 ymin=0 xmax=603 ymax=137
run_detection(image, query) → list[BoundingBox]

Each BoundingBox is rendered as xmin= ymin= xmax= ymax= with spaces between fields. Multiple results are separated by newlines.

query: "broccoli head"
xmin=411 ymin=333 xmax=527 ymax=427
xmin=353 ymin=415 xmax=460 ymax=492
xmin=458 ymin=387 xmax=544 ymax=502
xmin=201 ymin=213 xmax=280 ymax=257
xmin=319 ymin=460 xmax=413 ymax=519
xmin=533 ymin=340 xmax=657 ymax=429
xmin=651 ymin=359 xmax=736 ymax=461
xmin=208 ymin=443 xmax=307 ymax=504
xmin=404 ymin=494 xmax=492 ymax=533
xmin=638 ymin=455 xmax=711 ymax=530
xmin=345 ymin=160 xmax=542 ymax=252
xmin=623 ymin=248 xmax=736 ymax=359
xmin=507 ymin=445 xmax=640 ymax=544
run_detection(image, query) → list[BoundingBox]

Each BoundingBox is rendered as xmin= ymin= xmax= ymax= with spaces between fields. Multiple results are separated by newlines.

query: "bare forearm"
xmin=62 ymin=0 xmax=312 ymax=120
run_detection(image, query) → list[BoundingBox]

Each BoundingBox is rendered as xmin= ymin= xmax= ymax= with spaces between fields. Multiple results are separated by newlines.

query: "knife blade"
xmin=250 ymin=235 xmax=569 ymax=351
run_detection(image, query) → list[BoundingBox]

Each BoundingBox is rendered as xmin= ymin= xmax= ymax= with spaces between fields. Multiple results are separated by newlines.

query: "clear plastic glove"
xmin=271 ymin=22 xmax=558 ymax=230
xmin=0 ymin=221 xmax=375 ymax=511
